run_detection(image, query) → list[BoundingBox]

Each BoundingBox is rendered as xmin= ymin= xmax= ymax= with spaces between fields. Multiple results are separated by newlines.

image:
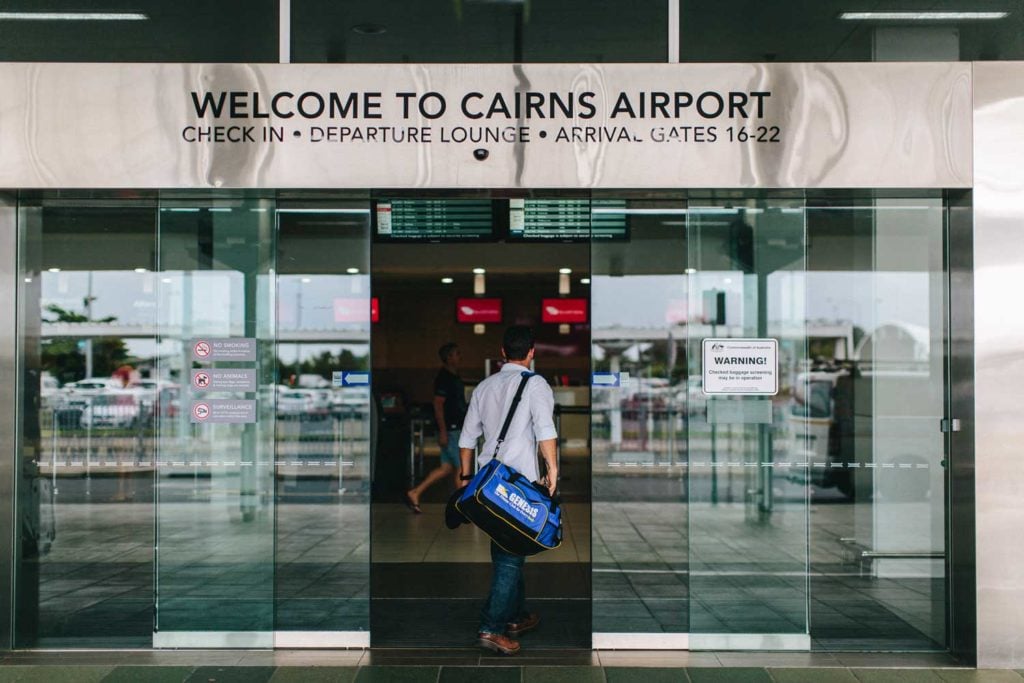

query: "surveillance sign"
xmin=702 ymin=338 xmax=778 ymax=395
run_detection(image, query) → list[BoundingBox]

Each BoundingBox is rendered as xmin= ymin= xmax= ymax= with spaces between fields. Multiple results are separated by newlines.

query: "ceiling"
xmin=0 ymin=0 xmax=1020 ymax=63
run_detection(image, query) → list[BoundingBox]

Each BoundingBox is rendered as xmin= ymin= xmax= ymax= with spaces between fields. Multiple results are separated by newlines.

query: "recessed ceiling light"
xmin=473 ymin=268 xmax=486 ymax=274
xmin=346 ymin=267 xmax=360 ymax=274
xmin=351 ymin=23 xmax=386 ymax=35
xmin=580 ymin=278 xmax=591 ymax=285
xmin=441 ymin=277 xmax=454 ymax=284
xmin=0 ymin=12 xmax=149 ymax=20
xmin=559 ymin=268 xmax=572 ymax=274
xmin=161 ymin=278 xmax=173 ymax=284
xmin=47 ymin=267 xmax=61 ymax=273
xmin=134 ymin=268 xmax=148 ymax=273
xmin=685 ymin=268 xmax=697 ymax=274
xmin=301 ymin=277 xmax=312 ymax=283
xmin=840 ymin=11 xmax=1008 ymax=21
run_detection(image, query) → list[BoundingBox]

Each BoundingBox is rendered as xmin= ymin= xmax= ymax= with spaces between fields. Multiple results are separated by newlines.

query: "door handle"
xmin=940 ymin=418 xmax=961 ymax=433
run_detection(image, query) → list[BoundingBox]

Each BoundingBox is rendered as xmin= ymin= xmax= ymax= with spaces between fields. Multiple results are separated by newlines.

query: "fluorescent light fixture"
xmin=473 ymin=267 xmax=486 ymax=274
xmin=134 ymin=268 xmax=148 ymax=273
xmin=559 ymin=268 xmax=572 ymax=274
xmin=47 ymin=267 xmax=61 ymax=273
xmin=23 ymin=277 xmax=32 ymax=283
xmin=840 ymin=11 xmax=1008 ymax=20
xmin=301 ymin=277 xmax=312 ymax=283
xmin=592 ymin=208 xmax=689 ymax=215
xmin=208 ymin=207 xmax=232 ymax=213
xmin=0 ymin=12 xmax=149 ymax=20
xmin=441 ymin=277 xmax=454 ymax=284
xmin=580 ymin=278 xmax=591 ymax=285
xmin=161 ymin=278 xmax=173 ymax=284
xmin=276 ymin=208 xmax=370 ymax=214
xmin=346 ymin=267 xmax=360 ymax=274
xmin=685 ymin=268 xmax=698 ymax=274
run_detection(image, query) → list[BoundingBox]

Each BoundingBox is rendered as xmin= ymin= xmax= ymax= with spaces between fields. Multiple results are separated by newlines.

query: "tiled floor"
xmin=0 ymin=649 xmax=1002 ymax=683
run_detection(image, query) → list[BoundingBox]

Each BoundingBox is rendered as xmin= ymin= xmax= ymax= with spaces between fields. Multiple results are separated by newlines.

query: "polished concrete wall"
xmin=973 ymin=62 xmax=1024 ymax=668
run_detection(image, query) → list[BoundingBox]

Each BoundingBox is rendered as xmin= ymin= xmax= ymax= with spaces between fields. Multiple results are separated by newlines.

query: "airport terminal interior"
xmin=12 ymin=191 xmax=952 ymax=652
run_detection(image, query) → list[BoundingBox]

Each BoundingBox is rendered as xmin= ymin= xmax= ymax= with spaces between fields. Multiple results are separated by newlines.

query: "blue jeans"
xmin=479 ymin=541 xmax=526 ymax=635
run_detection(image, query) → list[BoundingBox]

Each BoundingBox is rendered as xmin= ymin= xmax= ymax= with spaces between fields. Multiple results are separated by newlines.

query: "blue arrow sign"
xmin=342 ymin=371 xmax=370 ymax=387
xmin=592 ymin=372 xmax=620 ymax=387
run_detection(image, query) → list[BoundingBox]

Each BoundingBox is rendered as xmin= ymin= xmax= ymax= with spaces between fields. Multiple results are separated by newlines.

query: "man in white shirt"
xmin=458 ymin=325 xmax=558 ymax=656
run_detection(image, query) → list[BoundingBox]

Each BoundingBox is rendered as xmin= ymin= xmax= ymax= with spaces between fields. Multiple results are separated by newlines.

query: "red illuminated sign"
xmin=542 ymin=298 xmax=587 ymax=324
xmin=457 ymin=298 xmax=502 ymax=323
xmin=371 ymin=297 xmax=379 ymax=323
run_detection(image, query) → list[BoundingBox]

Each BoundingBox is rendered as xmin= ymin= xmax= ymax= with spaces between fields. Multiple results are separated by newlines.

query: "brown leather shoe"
xmin=478 ymin=631 xmax=521 ymax=655
xmin=507 ymin=612 xmax=540 ymax=636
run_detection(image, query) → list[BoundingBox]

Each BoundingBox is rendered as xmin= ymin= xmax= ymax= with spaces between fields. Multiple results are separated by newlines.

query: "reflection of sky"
xmin=278 ymin=274 xmax=369 ymax=331
xmin=41 ymin=270 xmax=156 ymax=327
xmin=592 ymin=271 xmax=933 ymax=333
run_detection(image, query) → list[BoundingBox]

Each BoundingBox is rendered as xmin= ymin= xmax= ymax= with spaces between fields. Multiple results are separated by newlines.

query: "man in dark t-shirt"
xmin=405 ymin=342 xmax=467 ymax=513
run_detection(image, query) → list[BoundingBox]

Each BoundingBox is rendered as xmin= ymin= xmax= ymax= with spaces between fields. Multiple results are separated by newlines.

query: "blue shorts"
xmin=440 ymin=429 xmax=462 ymax=468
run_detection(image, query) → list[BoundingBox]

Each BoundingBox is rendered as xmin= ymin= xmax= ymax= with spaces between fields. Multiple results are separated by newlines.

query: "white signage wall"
xmin=0 ymin=62 xmax=971 ymax=189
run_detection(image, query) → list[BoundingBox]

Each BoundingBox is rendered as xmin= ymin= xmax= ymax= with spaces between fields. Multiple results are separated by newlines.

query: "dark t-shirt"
xmin=434 ymin=367 xmax=468 ymax=430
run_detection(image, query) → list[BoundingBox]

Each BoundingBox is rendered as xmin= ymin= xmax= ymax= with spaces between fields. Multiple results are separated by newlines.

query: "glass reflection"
xmin=16 ymin=202 xmax=157 ymax=647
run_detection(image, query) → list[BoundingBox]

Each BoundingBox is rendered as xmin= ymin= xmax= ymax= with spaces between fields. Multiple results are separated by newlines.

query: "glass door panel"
xmin=804 ymin=198 xmax=948 ymax=650
xmin=591 ymin=199 xmax=690 ymax=643
xmin=686 ymin=201 xmax=810 ymax=648
xmin=154 ymin=196 xmax=277 ymax=647
xmin=274 ymin=203 xmax=372 ymax=644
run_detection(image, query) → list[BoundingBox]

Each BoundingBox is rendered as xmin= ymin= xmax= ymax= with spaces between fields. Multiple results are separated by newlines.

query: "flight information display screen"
xmin=374 ymin=199 xmax=494 ymax=241
xmin=508 ymin=198 xmax=628 ymax=241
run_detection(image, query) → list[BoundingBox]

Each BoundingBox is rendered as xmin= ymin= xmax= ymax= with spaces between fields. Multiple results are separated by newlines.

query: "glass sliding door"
xmin=686 ymin=199 xmax=810 ymax=649
xmin=591 ymin=198 xmax=690 ymax=646
xmin=804 ymin=197 xmax=949 ymax=650
xmin=275 ymin=202 xmax=372 ymax=645
xmin=154 ymin=195 xmax=277 ymax=647
xmin=15 ymin=196 xmax=158 ymax=647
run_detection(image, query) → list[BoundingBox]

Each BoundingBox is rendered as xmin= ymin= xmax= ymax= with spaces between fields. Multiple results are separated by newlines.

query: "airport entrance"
xmin=12 ymin=190 xmax=954 ymax=653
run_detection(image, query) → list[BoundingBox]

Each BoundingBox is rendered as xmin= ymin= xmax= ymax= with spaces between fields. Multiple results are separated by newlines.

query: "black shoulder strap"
xmin=492 ymin=371 xmax=533 ymax=460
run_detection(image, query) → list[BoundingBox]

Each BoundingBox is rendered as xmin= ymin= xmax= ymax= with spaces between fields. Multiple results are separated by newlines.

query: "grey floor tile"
xmin=851 ymin=671 xmax=945 ymax=683
xmin=838 ymin=655 xmax=961 ymax=668
xmin=268 ymin=667 xmax=359 ymax=683
xmin=439 ymin=666 xmax=522 ymax=683
xmin=522 ymin=666 xmax=606 ymax=682
xmin=101 ymin=667 xmax=195 ymax=683
xmin=184 ymin=666 xmax=276 ymax=683
xmin=717 ymin=654 xmax=840 ymax=668
xmin=686 ymin=668 xmax=772 ymax=683
xmin=769 ymin=669 xmax=860 ymax=683
xmin=355 ymin=666 xmax=442 ymax=683
xmin=935 ymin=672 xmax=1024 ymax=683
xmin=598 ymin=653 xmax=719 ymax=668
xmin=605 ymin=667 xmax=689 ymax=683
xmin=0 ymin=666 xmax=114 ymax=683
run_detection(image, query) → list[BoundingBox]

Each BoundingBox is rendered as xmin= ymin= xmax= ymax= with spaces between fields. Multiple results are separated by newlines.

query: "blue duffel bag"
xmin=452 ymin=372 xmax=562 ymax=556
xmin=456 ymin=458 xmax=562 ymax=556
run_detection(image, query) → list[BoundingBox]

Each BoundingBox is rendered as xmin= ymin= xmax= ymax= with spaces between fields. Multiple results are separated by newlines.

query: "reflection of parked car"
xmin=81 ymin=391 xmax=142 ymax=429
xmin=788 ymin=369 xmax=855 ymax=497
xmin=331 ymin=386 xmax=370 ymax=417
xmin=54 ymin=378 xmax=124 ymax=429
xmin=277 ymin=389 xmax=329 ymax=420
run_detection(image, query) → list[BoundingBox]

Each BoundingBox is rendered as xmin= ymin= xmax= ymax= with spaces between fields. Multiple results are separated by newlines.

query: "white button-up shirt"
xmin=458 ymin=362 xmax=558 ymax=482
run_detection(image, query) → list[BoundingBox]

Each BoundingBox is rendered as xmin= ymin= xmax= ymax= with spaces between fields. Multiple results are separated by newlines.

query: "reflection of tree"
xmin=41 ymin=304 xmax=128 ymax=384
xmin=278 ymin=349 xmax=368 ymax=385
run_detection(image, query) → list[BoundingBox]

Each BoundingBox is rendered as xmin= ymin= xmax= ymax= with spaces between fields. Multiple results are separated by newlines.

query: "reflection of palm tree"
xmin=42 ymin=303 xmax=128 ymax=383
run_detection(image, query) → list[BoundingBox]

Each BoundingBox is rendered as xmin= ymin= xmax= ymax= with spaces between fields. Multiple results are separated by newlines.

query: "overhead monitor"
xmin=374 ymin=199 xmax=495 ymax=241
xmin=508 ymin=198 xmax=628 ymax=241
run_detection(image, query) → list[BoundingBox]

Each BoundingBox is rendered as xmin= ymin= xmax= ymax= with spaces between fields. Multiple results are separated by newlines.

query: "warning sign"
xmin=702 ymin=338 xmax=778 ymax=395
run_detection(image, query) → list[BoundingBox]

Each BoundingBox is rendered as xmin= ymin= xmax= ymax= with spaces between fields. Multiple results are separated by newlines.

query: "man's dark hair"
xmin=438 ymin=342 xmax=458 ymax=364
xmin=502 ymin=325 xmax=534 ymax=361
